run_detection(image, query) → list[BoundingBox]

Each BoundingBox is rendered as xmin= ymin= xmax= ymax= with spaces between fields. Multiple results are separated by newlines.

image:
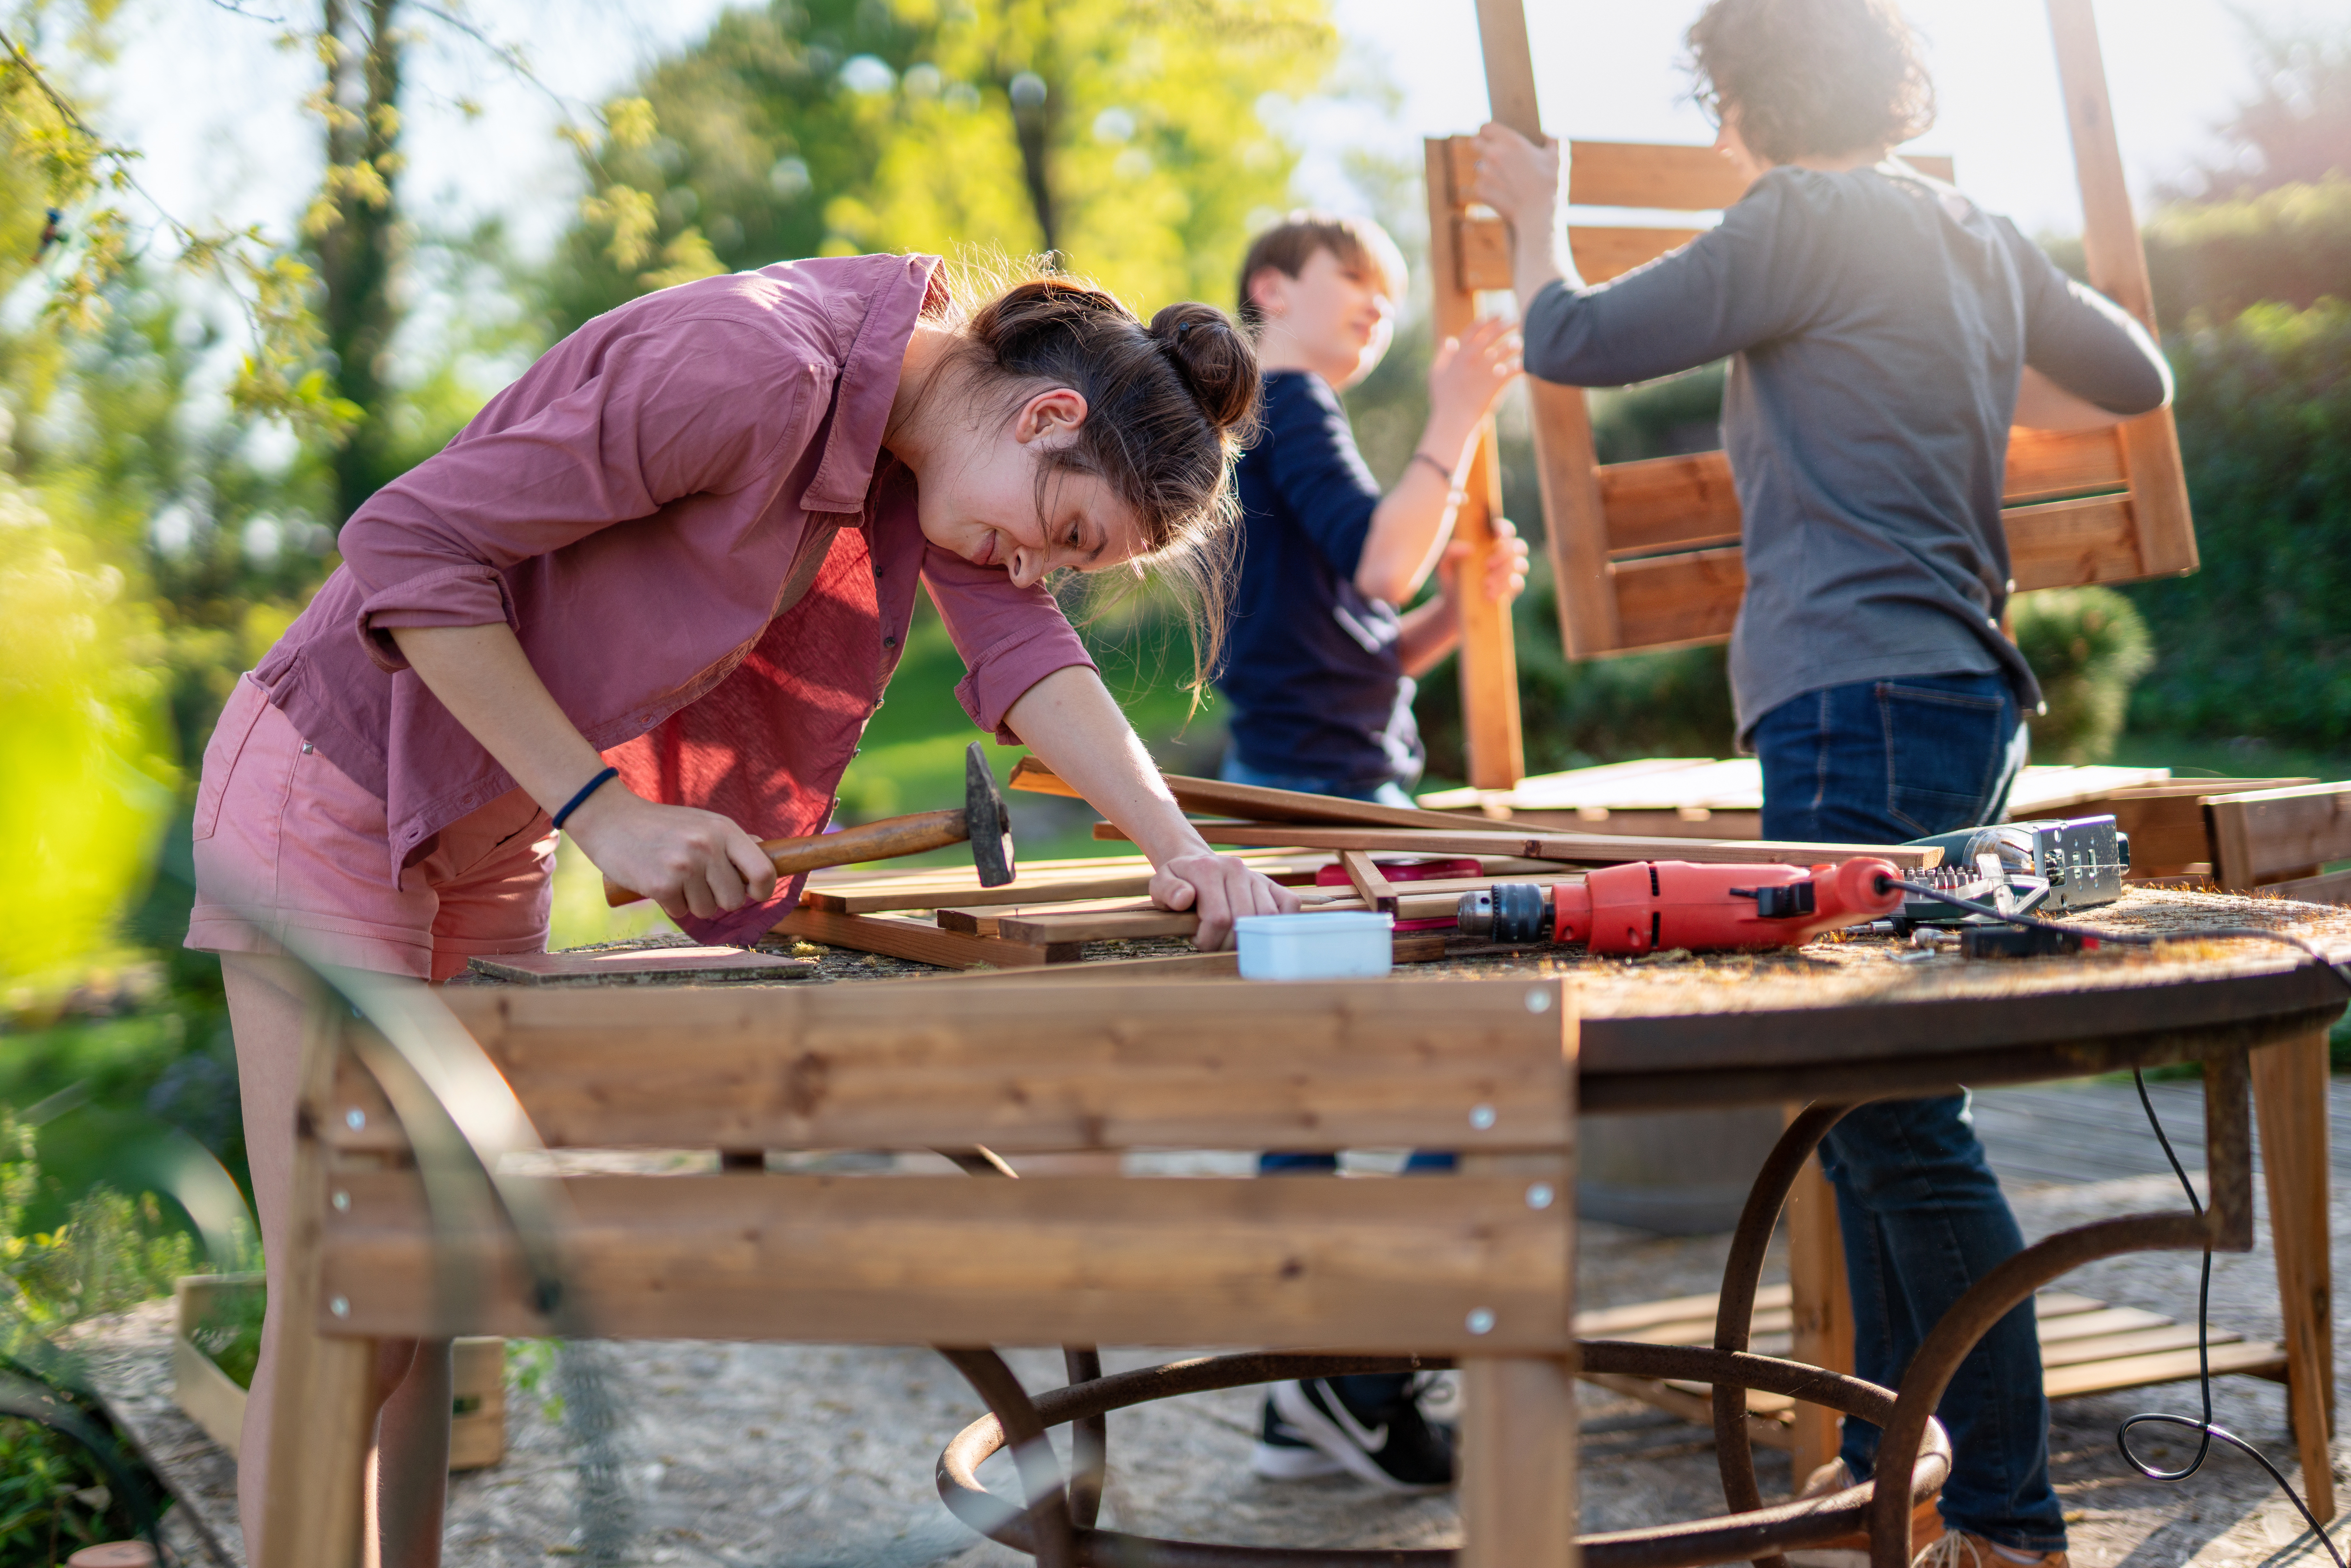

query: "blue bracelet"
xmin=551 ymin=766 xmax=620 ymax=831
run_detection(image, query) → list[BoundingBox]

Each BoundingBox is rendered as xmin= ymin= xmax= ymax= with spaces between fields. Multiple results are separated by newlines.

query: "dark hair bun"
xmin=1149 ymin=302 xmax=1259 ymax=434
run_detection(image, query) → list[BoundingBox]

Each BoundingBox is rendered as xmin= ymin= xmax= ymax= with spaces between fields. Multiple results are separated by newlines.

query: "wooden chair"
xmin=1430 ymin=0 xmax=2199 ymax=676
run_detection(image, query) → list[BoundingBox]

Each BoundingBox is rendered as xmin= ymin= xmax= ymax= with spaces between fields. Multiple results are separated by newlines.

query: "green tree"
xmin=553 ymin=0 xmax=1339 ymax=331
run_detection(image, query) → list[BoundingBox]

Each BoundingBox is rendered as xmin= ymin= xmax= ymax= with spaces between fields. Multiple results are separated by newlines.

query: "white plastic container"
xmin=1234 ymin=912 xmax=1394 ymax=980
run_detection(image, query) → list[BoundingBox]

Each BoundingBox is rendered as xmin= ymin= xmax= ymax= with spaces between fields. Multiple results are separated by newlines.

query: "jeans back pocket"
xmin=1876 ymin=679 xmax=2011 ymax=837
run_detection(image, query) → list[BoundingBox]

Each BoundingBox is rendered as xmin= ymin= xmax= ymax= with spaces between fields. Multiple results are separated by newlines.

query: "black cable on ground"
xmin=1877 ymin=875 xmax=2349 ymax=1563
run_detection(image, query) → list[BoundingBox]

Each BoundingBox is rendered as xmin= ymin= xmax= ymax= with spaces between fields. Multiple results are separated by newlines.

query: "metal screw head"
xmin=1525 ymin=987 xmax=1553 ymax=1014
xmin=345 ymin=1108 xmax=367 ymax=1131
xmin=332 ymin=1190 xmax=351 ymax=1212
xmin=329 ymin=1296 xmax=350 ymax=1318
xmin=1468 ymin=1104 xmax=1497 ymax=1131
xmin=1526 ymin=1181 xmax=1556 ymax=1210
xmin=1466 ymin=1308 xmax=1496 ymax=1335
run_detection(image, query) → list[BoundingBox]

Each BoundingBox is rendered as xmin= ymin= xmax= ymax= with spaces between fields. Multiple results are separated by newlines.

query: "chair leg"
xmin=1461 ymin=1357 xmax=1577 ymax=1568
xmin=2254 ymin=1029 xmax=2337 ymax=1523
xmin=1786 ymin=1107 xmax=1854 ymax=1486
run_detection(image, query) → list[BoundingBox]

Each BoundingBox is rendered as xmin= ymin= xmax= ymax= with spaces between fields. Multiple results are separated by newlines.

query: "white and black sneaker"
xmin=1250 ymin=1393 xmax=1345 ymax=1479
xmin=1265 ymin=1375 xmax=1456 ymax=1493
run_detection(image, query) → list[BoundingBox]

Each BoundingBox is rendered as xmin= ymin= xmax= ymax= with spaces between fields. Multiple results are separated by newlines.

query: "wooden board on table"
xmin=2208 ymin=782 xmax=2351 ymax=889
xmin=361 ymin=977 xmax=1578 ymax=1156
xmin=769 ymin=909 xmax=1079 ymax=969
xmin=1093 ymin=819 xmax=1942 ymax=870
xmin=799 ymin=849 xmax=1339 ymax=914
xmin=467 ymin=948 xmax=817 ymax=985
xmin=318 ymin=1163 xmax=1574 ymax=1353
xmin=1009 ymin=756 xmax=1487 ymax=831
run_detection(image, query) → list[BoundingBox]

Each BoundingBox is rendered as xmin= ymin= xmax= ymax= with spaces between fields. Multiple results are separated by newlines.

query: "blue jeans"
xmin=1755 ymin=672 xmax=2063 ymax=1555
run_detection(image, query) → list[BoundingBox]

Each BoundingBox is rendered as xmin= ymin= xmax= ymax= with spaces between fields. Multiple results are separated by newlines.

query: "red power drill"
xmin=1456 ymin=858 xmax=1906 ymax=955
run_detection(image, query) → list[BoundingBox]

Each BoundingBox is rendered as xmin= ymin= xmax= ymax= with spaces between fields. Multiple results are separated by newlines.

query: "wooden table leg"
xmin=1462 ymin=1357 xmax=1579 ymax=1568
xmin=259 ymin=990 xmax=376 ymax=1568
xmin=1786 ymin=1105 xmax=1855 ymax=1487
xmin=2253 ymin=1029 xmax=2337 ymax=1523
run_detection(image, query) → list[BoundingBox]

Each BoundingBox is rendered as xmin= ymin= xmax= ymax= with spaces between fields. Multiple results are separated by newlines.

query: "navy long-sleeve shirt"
xmin=1522 ymin=162 xmax=2172 ymax=741
xmin=1215 ymin=370 xmax=1422 ymax=788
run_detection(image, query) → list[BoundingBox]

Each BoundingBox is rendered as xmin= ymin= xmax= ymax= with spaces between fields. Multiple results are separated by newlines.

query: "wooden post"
xmin=1461 ymin=1358 xmax=1580 ymax=1568
xmin=2253 ymin=1030 xmax=2337 ymax=1522
xmin=260 ymin=987 xmax=376 ymax=1568
xmin=1784 ymin=1108 xmax=1854 ymax=1486
xmin=2042 ymin=0 xmax=2197 ymax=577
xmin=1423 ymin=136 xmax=1526 ymax=792
xmin=1470 ymin=0 xmax=1621 ymax=662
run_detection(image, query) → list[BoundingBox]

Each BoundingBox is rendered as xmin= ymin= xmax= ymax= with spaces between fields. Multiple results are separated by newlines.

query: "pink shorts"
xmin=186 ymin=674 xmax=556 ymax=982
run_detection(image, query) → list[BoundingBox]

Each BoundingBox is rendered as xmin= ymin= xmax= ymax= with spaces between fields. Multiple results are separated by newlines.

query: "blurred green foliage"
xmin=2011 ymin=588 xmax=2154 ymax=765
xmin=2123 ymin=301 xmax=2351 ymax=748
xmin=548 ymin=0 xmax=1339 ymax=329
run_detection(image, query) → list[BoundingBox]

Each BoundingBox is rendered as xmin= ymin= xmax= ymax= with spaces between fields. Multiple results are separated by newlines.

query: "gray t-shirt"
xmin=1522 ymin=161 xmax=2171 ymax=741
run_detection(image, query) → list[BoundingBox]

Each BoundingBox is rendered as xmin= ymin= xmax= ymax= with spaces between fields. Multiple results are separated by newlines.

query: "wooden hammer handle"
xmin=603 ymin=808 xmax=968 ymax=907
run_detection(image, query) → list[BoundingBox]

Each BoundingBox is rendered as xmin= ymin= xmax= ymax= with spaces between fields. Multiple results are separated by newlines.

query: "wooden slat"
xmin=1533 ymin=378 xmax=1621 ymax=656
xmin=1010 ymin=756 xmax=1488 ymax=832
xmin=2255 ymin=1031 xmax=2337 ymax=1521
xmin=810 ymin=873 xmax=1157 ymax=915
xmin=1461 ymin=1359 xmax=1579 ymax=1568
xmin=1611 ymin=546 xmax=1744 ymax=650
xmin=1569 ymin=226 xmax=1707 ymax=285
xmin=1456 ymin=214 xmax=1515 ymax=292
xmin=2005 ymin=493 xmax=2144 ymax=591
xmin=1092 ymin=820 xmax=1940 ymax=869
xmin=1438 ymin=139 xmax=1954 ymax=218
xmin=2207 ymin=783 xmax=2351 ymax=889
xmin=1579 ymin=1372 xmax=1795 ymax=1449
xmin=2031 ymin=1305 xmax=2173 ymax=1343
xmin=770 ymin=908 xmax=1077 ymax=968
xmin=319 ymin=1168 xmax=1574 ymax=1352
xmin=2005 ymin=424 xmax=2129 ymax=502
xmin=401 ymin=977 xmax=1580 ymax=1154
xmin=2041 ymin=1340 xmax=2287 ymax=1399
xmin=2037 ymin=1323 xmax=2237 ymax=1369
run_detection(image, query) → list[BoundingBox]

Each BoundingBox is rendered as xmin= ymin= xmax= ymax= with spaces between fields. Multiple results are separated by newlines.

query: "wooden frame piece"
xmin=2206 ymin=782 xmax=2351 ymax=891
xmin=1093 ymin=818 xmax=1942 ymax=869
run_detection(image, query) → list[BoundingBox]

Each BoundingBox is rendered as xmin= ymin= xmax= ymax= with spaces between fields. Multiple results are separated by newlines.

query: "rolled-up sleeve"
xmin=340 ymin=315 xmax=809 ymax=672
xmin=922 ymin=544 xmax=1097 ymax=740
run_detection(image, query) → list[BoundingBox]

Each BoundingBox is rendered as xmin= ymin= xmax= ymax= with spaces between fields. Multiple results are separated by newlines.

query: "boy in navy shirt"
xmin=1219 ymin=213 xmax=1525 ymax=806
xmin=1229 ymin=214 xmax=1525 ymax=1491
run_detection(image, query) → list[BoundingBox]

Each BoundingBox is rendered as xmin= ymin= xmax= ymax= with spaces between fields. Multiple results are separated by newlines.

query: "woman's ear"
xmin=1016 ymin=387 xmax=1090 ymax=449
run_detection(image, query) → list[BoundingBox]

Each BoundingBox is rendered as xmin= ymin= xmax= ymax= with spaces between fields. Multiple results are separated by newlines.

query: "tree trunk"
xmin=317 ymin=0 xmax=405 ymax=526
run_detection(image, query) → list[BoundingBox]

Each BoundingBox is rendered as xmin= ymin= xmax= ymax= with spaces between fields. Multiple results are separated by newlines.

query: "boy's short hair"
xmin=1686 ymin=0 xmax=1935 ymax=167
xmin=1234 ymin=211 xmax=1408 ymax=333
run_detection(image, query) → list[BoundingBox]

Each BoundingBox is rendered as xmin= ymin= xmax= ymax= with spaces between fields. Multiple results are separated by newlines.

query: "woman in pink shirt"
xmin=187 ymin=254 xmax=1298 ymax=1563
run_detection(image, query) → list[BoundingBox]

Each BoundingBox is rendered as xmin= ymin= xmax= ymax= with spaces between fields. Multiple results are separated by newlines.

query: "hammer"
xmin=603 ymin=742 xmax=1016 ymax=906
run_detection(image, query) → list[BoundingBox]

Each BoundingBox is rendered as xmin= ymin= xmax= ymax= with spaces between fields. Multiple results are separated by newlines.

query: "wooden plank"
xmin=1610 ymin=545 xmax=1743 ymax=650
xmin=411 ymin=977 xmax=1580 ymax=1154
xmin=1092 ymin=820 xmax=1941 ymax=869
xmin=770 ymin=909 xmax=1078 ymax=969
xmin=1575 ymin=1283 xmax=1791 ymax=1337
xmin=1568 ymin=225 xmax=1707 ymax=285
xmin=2041 ymin=1340 xmax=2289 ymax=1399
xmin=1339 ymin=849 xmax=1400 ymax=914
xmin=909 ymin=950 xmax=1244 ymax=983
xmin=320 ymin=1169 xmax=1575 ymax=1352
xmin=2037 ymin=1324 xmax=2240 ymax=1369
xmin=1565 ymin=139 xmax=1748 ymax=211
xmin=1785 ymin=1113 xmax=1853 ymax=1481
xmin=990 ymin=908 xmax=1202 ymax=944
xmin=1010 ymin=755 xmax=1488 ymax=832
xmin=1533 ymin=382 xmax=1620 ymax=658
xmin=261 ymin=997 xmax=373 ymax=1568
xmin=2031 ymin=1305 xmax=2174 ymax=1343
xmin=2044 ymin=0 xmax=2198 ymax=578
xmin=2005 ymin=424 xmax=2130 ymax=502
xmin=2255 ymin=1031 xmax=2337 ymax=1520
xmin=2261 ymin=869 xmax=2351 ymax=907
xmin=1461 ymin=1359 xmax=1579 ymax=1568
xmin=468 ymin=947 xmax=816 ymax=984
xmin=810 ymin=874 xmax=1158 ymax=915
xmin=1579 ymin=1372 xmax=1795 ymax=1449
xmin=2005 ymin=493 xmax=2144 ymax=591
xmin=2207 ymin=783 xmax=2351 ymax=888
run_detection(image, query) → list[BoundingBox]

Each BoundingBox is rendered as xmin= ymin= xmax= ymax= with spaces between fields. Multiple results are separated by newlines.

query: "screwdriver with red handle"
xmin=1456 ymin=857 xmax=1906 ymax=955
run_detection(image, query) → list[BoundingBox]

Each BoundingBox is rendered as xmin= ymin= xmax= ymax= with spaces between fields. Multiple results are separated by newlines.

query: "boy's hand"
xmin=1471 ymin=123 xmax=1565 ymax=233
xmin=1427 ymin=317 xmax=1522 ymax=442
xmin=1436 ymin=511 xmax=1531 ymax=608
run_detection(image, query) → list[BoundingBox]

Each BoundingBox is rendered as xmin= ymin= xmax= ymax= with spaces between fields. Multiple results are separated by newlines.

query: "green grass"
xmin=2107 ymin=729 xmax=2351 ymax=784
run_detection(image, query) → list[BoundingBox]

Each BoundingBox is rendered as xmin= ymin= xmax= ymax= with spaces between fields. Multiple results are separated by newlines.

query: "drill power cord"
xmin=1878 ymin=872 xmax=2348 ymax=1563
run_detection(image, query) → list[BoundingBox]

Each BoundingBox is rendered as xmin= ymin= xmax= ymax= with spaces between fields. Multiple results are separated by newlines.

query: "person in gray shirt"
xmin=1475 ymin=2 xmax=2171 ymax=1565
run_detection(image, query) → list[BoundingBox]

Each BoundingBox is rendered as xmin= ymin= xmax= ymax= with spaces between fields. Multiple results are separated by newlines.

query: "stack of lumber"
xmin=768 ymin=761 xmax=1940 ymax=972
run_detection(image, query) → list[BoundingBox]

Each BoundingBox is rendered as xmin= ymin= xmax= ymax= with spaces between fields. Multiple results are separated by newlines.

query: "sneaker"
xmin=1785 ymin=1457 xmax=1947 ymax=1567
xmin=1912 ymin=1532 xmax=2069 ymax=1568
xmin=1250 ymin=1391 xmax=1344 ymax=1479
xmin=1268 ymin=1376 xmax=1455 ymax=1493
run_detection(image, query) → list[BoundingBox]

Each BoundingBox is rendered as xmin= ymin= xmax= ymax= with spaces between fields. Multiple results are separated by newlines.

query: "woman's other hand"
xmin=1150 ymin=851 xmax=1301 ymax=950
xmin=566 ymin=787 xmax=779 ymax=922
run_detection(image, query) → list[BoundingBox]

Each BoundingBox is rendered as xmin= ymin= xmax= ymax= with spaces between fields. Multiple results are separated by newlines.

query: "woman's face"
xmin=912 ymin=387 xmax=1152 ymax=589
xmin=1712 ymin=106 xmax=1774 ymax=190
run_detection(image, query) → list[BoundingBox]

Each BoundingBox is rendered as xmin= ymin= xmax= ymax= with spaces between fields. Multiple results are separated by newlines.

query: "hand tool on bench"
xmin=1456 ymin=857 xmax=1905 ymax=955
xmin=604 ymin=742 xmax=1016 ymax=906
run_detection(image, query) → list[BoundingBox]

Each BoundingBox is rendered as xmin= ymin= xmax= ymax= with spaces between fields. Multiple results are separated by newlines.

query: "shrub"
xmin=2124 ymin=301 xmax=2351 ymax=747
xmin=2012 ymin=587 xmax=2154 ymax=764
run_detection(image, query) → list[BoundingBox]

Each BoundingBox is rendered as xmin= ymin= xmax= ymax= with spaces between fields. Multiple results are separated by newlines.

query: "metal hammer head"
xmin=965 ymin=742 xmax=1016 ymax=887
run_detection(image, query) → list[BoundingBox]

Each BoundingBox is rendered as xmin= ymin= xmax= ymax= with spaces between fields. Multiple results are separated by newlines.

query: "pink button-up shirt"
xmin=255 ymin=252 xmax=1094 ymax=945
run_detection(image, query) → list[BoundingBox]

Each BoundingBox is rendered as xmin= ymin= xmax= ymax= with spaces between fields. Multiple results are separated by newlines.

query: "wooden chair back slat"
xmin=1427 ymin=0 xmax=2197 ymax=662
xmin=2208 ymin=783 xmax=2351 ymax=889
xmin=323 ymin=978 xmax=1574 ymax=1155
xmin=316 ymin=1166 xmax=1576 ymax=1351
